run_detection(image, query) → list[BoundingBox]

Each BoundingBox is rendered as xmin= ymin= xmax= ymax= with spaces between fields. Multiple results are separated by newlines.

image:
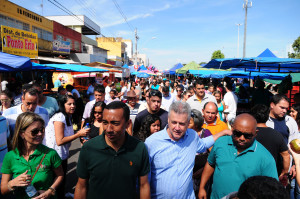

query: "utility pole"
xmin=41 ymin=0 xmax=44 ymax=16
xmin=243 ymin=0 xmax=252 ymax=58
xmin=236 ymin=23 xmax=242 ymax=58
xmin=135 ymin=28 xmax=139 ymax=66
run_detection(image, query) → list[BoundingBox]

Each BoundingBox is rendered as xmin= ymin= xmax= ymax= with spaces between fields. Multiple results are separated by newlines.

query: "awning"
xmin=45 ymin=64 xmax=108 ymax=72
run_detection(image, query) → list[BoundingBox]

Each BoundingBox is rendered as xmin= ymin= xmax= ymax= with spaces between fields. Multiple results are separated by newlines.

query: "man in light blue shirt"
xmin=145 ymin=101 xmax=231 ymax=199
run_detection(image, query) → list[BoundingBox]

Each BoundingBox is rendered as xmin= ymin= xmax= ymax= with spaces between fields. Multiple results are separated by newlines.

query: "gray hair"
xmin=168 ymin=101 xmax=191 ymax=120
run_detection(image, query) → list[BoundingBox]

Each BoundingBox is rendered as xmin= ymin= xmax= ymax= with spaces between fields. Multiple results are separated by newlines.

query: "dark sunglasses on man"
xmin=232 ymin=130 xmax=254 ymax=139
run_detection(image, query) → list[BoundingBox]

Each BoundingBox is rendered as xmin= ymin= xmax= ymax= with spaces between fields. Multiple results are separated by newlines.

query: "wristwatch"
xmin=48 ymin=187 xmax=56 ymax=196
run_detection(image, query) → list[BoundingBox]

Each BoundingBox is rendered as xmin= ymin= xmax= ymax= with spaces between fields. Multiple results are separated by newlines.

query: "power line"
xmin=112 ymin=0 xmax=135 ymax=32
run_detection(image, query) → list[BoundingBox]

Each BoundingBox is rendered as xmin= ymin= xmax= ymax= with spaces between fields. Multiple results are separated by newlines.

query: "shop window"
xmin=74 ymin=41 xmax=80 ymax=51
xmin=66 ymin=38 xmax=72 ymax=49
xmin=32 ymin=26 xmax=42 ymax=38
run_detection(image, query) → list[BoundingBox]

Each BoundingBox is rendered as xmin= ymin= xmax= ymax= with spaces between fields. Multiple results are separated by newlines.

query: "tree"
xmin=199 ymin=62 xmax=207 ymax=65
xmin=288 ymin=36 xmax=300 ymax=59
xmin=211 ymin=50 xmax=225 ymax=60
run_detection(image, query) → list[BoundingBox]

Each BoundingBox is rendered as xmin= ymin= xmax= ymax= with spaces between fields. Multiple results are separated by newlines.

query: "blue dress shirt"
xmin=145 ymin=126 xmax=215 ymax=199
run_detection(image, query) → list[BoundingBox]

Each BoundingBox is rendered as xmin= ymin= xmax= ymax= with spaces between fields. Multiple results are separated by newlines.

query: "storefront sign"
xmin=95 ymin=73 xmax=103 ymax=85
xmin=53 ymin=40 xmax=70 ymax=54
xmin=1 ymin=25 xmax=38 ymax=58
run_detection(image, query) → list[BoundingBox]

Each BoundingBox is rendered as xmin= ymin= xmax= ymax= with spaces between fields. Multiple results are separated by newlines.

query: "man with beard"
xmin=199 ymin=114 xmax=278 ymax=199
xmin=126 ymin=90 xmax=140 ymax=124
xmin=75 ymin=101 xmax=150 ymax=199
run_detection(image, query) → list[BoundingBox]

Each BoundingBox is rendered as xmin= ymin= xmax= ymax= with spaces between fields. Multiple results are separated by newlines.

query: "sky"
xmin=9 ymin=0 xmax=300 ymax=70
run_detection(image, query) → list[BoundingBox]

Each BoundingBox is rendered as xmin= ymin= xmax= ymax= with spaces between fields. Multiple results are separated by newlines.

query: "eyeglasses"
xmin=94 ymin=111 xmax=103 ymax=115
xmin=232 ymin=130 xmax=254 ymax=139
xmin=176 ymin=90 xmax=182 ymax=92
xmin=0 ymin=99 xmax=10 ymax=102
xmin=31 ymin=128 xmax=45 ymax=136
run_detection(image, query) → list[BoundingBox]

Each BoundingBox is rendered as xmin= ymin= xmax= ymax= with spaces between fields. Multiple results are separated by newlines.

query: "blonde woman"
xmin=1 ymin=112 xmax=63 ymax=199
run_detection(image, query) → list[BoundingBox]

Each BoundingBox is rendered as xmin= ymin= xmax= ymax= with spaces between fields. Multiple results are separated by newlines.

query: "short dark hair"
xmin=94 ymin=84 xmax=105 ymax=94
xmin=162 ymin=86 xmax=169 ymax=93
xmin=188 ymin=85 xmax=194 ymax=91
xmin=149 ymin=89 xmax=162 ymax=99
xmin=23 ymin=87 xmax=39 ymax=97
xmin=250 ymin=104 xmax=270 ymax=123
xmin=203 ymin=101 xmax=218 ymax=111
xmin=66 ymin=84 xmax=74 ymax=92
xmin=22 ymin=84 xmax=32 ymax=92
xmin=237 ymin=176 xmax=288 ymax=199
xmin=58 ymin=94 xmax=75 ymax=126
xmin=105 ymin=101 xmax=130 ymax=122
xmin=208 ymin=83 xmax=214 ymax=88
xmin=193 ymin=79 xmax=205 ymax=87
xmin=58 ymin=86 xmax=65 ymax=94
xmin=110 ymin=89 xmax=117 ymax=94
xmin=271 ymin=94 xmax=290 ymax=105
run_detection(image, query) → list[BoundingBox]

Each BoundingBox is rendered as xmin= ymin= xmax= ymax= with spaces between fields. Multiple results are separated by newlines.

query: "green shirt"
xmin=208 ymin=136 xmax=278 ymax=199
xmin=1 ymin=144 xmax=62 ymax=199
xmin=77 ymin=133 xmax=150 ymax=199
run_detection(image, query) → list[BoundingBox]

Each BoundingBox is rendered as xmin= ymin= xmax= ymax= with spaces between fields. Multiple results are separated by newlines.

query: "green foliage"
xmin=211 ymin=50 xmax=225 ymax=60
xmin=199 ymin=62 xmax=207 ymax=65
xmin=288 ymin=36 xmax=300 ymax=59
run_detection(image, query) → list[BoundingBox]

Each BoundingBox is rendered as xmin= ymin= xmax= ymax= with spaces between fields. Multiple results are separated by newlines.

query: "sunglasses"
xmin=176 ymin=90 xmax=182 ymax=92
xmin=233 ymin=130 xmax=254 ymax=139
xmin=31 ymin=128 xmax=45 ymax=136
xmin=0 ymin=99 xmax=10 ymax=102
xmin=149 ymin=90 xmax=162 ymax=98
xmin=94 ymin=111 xmax=103 ymax=115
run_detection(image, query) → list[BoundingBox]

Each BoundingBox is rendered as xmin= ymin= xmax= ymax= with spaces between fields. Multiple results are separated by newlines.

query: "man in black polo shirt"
xmin=133 ymin=89 xmax=168 ymax=136
xmin=250 ymin=104 xmax=290 ymax=177
xmin=74 ymin=101 xmax=150 ymax=199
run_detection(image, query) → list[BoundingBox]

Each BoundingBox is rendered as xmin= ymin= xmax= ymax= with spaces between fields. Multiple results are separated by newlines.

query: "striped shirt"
xmin=145 ymin=126 xmax=214 ymax=199
xmin=3 ymin=104 xmax=49 ymax=134
xmin=0 ymin=116 xmax=9 ymax=180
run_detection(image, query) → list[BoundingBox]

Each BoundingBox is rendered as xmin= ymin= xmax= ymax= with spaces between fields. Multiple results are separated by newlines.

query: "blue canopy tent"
xmin=168 ymin=63 xmax=184 ymax=75
xmin=188 ymin=69 xmax=288 ymax=80
xmin=136 ymin=72 xmax=150 ymax=78
xmin=257 ymin=48 xmax=277 ymax=58
xmin=122 ymin=64 xmax=129 ymax=68
xmin=0 ymin=52 xmax=32 ymax=71
xmin=204 ymin=57 xmax=300 ymax=72
xmin=137 ymin=65 xmax=147 ymax=71
xmin=44 ymin=64 xmax=108 ymax=72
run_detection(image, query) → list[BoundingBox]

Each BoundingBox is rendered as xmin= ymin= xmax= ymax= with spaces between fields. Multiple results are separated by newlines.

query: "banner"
xmin=53 ymin=40 xmax=70 ymax=54
xmin=1 ymin=25 xmax=38 ymax=58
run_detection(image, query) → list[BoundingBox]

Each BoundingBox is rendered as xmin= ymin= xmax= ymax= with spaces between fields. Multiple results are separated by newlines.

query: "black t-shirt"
xmin=270 ymin=117 xmax=289 ymax=144
xmin=89 ymin=123 xmax=100 ymax=139
xmin=133 ymin=108 xmax=168 ymax=135
xmin=256 ymin=127 xmax=288 ymax=165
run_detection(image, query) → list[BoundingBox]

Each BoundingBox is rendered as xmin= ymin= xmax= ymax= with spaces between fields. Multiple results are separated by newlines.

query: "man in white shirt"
xmin=223 ymin=82 xmax=238 ymax=123
xmin=3 ymin=87 xmax=49 ymax=134
xmin=187 ymin=79 xmax=217 ymax=112
xmin=87 ymin=79 xmax=96 ymax=101
xmin=118 ymin=80 xmax=127 ymax=101
xmin=161 ymin=86 xmax=175 ymax=111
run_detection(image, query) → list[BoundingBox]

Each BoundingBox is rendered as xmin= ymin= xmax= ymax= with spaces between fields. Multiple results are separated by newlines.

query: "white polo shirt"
xmin=187 ymin=93 xmax=217 ymax=112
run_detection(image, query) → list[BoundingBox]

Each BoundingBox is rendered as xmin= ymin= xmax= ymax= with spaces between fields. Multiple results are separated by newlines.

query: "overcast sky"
xmin=10 ymin=0 xmax=300 ymax=69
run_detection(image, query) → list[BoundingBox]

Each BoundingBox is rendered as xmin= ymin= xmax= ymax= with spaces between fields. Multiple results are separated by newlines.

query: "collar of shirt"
xmin=14 ymin=144 xmax=46 ymax=160
xmin=204 ymin=118 xmax=217 ymax=126
xmin=193 ymin=93 xmax=208 ymax=102
xmin=98 ymin=133 xmax=136 ymax=151
xmin=227 ymin=136 xmax=258 ymax=155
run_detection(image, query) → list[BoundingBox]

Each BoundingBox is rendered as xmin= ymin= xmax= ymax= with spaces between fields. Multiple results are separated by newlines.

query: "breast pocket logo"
xmin=129 ymin=161 xmax=133 ymax=166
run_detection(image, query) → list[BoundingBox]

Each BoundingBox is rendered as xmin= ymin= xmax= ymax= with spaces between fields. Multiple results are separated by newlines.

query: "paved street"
xmin=65 ymin=139 xmax=82 ymax=197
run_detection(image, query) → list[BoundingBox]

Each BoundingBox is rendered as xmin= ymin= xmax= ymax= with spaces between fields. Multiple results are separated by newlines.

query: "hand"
xmin=32 ymin=190 xmax=52 ymax=199
xmin=10 ymin=170 xmax=31 ymax=187
xmin=78 ymin=128 xmax=90 ymax=137
xmin=221 ymin=129 xmax=232 ymax=136
xmin=290 ymin=165 xmax=297 ymax=179
xmin=198 ymin=188 xmax=207 ymax=199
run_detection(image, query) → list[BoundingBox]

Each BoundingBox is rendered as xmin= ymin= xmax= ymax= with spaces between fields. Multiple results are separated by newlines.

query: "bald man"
xmin=202 ymin=102 xmax=228 ymax=135
xmin=199 ymin=114 xmax=278 ymax=199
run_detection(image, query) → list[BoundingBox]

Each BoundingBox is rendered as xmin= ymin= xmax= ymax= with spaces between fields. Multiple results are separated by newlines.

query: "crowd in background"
xmin=0 ymin=74 xmax=300 ymax=199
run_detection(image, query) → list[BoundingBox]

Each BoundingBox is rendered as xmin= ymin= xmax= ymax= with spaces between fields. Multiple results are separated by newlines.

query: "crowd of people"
xmin=0 ymin=75 xmax=299 ymax=199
